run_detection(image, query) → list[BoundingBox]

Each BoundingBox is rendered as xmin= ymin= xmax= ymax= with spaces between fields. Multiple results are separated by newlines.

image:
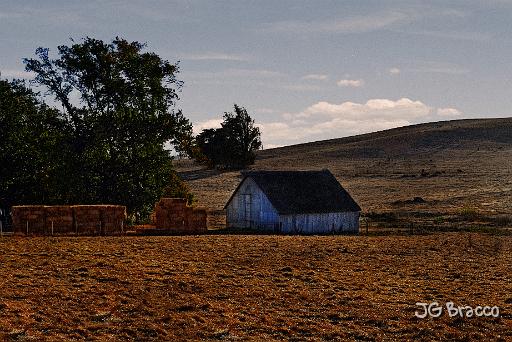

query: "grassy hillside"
xmin=176 ymin=118 xmax=512 ymax=218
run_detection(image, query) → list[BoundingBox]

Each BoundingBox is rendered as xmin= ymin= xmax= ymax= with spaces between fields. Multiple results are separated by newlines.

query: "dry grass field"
xmin=0 ymin=233 xmax=511 ymax=341
xmin=177 ymin=118 xmax=512 ymax=220
xmin=2 ymin=118 xmax=511 ymax=341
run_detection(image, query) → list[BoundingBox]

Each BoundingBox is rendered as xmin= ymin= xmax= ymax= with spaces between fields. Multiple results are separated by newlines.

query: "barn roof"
xmin=225 ymin=169 xmax=361 ymax=214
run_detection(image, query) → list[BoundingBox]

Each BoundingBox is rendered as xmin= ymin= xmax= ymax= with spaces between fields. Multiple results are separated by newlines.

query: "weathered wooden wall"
xmin=226 ymin=178 xmax=279 ymax=229
xmin=279 ymin=212 xmax=359 ymax=234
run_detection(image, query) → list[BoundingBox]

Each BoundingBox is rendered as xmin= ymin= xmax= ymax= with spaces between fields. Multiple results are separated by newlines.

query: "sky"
xmin=1 ymin=0 xmax=511 ymax=148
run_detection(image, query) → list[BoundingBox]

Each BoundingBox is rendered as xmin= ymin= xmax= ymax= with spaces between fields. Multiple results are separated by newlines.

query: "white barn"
xmin=224 ymin=170 xmax=361 ymax=234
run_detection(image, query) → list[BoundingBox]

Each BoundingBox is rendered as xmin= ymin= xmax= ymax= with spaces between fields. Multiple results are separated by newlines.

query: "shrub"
xmin=459 ymin=206 xmax=481 ymax=221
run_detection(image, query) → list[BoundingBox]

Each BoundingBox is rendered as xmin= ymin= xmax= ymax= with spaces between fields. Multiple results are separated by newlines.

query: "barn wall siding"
xmin=279 ymin=212 xmax=359 ymax=234
xmin=226 ymin=178 xmax=279 ymax=229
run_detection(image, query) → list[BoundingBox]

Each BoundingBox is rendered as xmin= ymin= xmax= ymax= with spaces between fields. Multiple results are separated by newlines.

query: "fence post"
xmin=0 ymin=220 xmax=3 ymax=237
xmin=26 ymin=221 xmax=29 ymax=235
xmin=51 ymin=221 xmax=54 ymax=236
xmin=121 ymin=221 xmax=124 ymax=235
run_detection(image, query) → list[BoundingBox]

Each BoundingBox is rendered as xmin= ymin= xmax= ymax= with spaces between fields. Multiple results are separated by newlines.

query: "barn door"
xmin=244 ymin=194 xmax=252 ymax=228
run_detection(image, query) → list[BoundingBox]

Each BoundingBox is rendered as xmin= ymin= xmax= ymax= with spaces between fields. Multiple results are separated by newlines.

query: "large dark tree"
xmin=196 ymin=128 xmax=229 ymax=168
xmin=0 ymin=79 xmax=69 ymax=211
xmin=196 ymin=104 xmax=262 ymax=169
xmin=24 ymin=37 xmax=193 ymax=218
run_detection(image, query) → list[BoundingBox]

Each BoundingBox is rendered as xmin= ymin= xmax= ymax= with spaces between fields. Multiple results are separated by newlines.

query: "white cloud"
xmin=193 ymin=118 xmax=223 ymax=135
xmin=256 ymin=122 xmax=293 ymax=141
xmin=436 ymin=8 xmax=468 ymax=18
xmin=302 ymin=74 xmax=329 ymax=81
xmin=298 ymin=98 xmax=431 ymax=120
xmin=337 ymin=79 xmax=364 ymax=87
xmin=258 ymin=98 xmax=441 ymax=147
xmin=437 ymin=107 xmax=463 ymax=116
xmin=185 ymin=69 xmax=328 ymax=92
xmin=258 ymin=116 xmax=413 ymax=146
xmin=180 ymin=52 xmax=248 ymax=62
xmin=186 ymin=68 xmax=283 ymax=80
xmin=260 ymin=11 xmax=411 ymax=34
xmin=389 ymin=67 xmax=401 ymax=75
xmin=281 ymin=84 xmax=323 ymax=92
xmin=262 ymin=143 xmax=283 ymax=150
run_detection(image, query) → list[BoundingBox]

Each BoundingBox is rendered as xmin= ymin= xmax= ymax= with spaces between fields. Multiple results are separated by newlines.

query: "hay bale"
xmin=45 ymin=205 xmax=74 ymax=234
xmin=73 ymin=205 xmax=102 ymax=235
xmin=186 ymin=208 xmax=208 ymax=233
xmin=153 ymin=197 xmax=207 ymax=233
xmin=100 ymin=205 xmax=126 ymax=235
xmin=11 ymin=205 xmax=47 ymax=234
xmin=72 ymin=205 xmax=126 ymax=235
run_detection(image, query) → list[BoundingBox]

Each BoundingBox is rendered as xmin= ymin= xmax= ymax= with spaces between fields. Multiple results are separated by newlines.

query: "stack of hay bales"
xmin=155 ymin=198 xmax=207 ymax=233
xmin=187 ymin=208 xmax=208 ymax=233
xmin=11 ymin=204 xmax=126 ymax=235
xmin=101 ymin=205 xmax=126 ymax=234
xmin=11 ymin=206 xmax=46 ymax=234
xmin=73 ymin=205 xmax=104 ymax=235
xmin=155 ymin=198 xmax=187 ymax=231
xmin=74 ymin=205 xmax=126 ymax=235
xmin=45 ymin=206 xmax=74 ymax=234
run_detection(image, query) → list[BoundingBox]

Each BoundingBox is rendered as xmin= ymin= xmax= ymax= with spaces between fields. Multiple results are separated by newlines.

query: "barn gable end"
xmin=225 ymin=177 xmax=279 ymax=230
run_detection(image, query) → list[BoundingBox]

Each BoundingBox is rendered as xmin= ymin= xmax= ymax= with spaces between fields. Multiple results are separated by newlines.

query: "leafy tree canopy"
xmin=0 ymin=78 xmax=68 ymax=209
xmin=19 ymin=37 xmax=194 ymax=219
xmin=196 ymin=104 xmax=262 ymax=169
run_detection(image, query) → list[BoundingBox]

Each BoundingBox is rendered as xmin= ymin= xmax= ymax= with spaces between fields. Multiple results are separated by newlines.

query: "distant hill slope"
xmin=176 ymin=118 xmax=512 ymax=214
